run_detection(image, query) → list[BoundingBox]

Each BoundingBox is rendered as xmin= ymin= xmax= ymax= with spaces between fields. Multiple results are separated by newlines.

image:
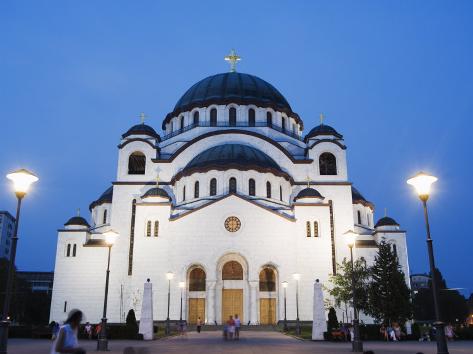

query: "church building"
xmin=50 ymin=53 xmax=410 ymax=325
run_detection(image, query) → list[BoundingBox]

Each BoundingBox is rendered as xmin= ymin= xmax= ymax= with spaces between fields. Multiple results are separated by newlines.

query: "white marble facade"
xmin=50 ymin=70 xmax=410 ymax=325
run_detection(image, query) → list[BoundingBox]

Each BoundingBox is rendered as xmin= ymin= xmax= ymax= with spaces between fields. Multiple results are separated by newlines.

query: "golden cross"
xmin=320 ymin=113 xmax=325 ymax=125
xmin=306 ymin=176 xmax=311 ymax=188
xmin=156 ymin=174 xmax=160 ymax=186
xmin=77 ymin=208 xmax=80 ymax=216
xmin=384 ymin=208 xmax=387 ymax=217
xmin=140 ymin=112 xmax=147 ymax=124
xmin=224 ymin=49 xmax=241 ymax=72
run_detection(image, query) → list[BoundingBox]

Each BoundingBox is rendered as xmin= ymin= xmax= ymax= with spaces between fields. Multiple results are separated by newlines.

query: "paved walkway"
xmin=9 ymin=331 xmax=473 ymax=354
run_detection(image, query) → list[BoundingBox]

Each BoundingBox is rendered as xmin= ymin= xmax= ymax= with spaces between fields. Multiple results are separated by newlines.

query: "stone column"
xmin=138 ymin=280 xmax=154 ymax=340
xmin=312 ymin=279 xmax=326 ymax=340
xmin=249 ymin=281 xmax=259 ymax=325
xmin=206 ymin=281 xmax=216 ymax=324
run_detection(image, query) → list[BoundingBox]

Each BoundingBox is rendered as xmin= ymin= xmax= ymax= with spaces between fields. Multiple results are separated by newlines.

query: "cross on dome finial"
xmin=139 ymin=112 xmax=147 ymax=124
xmin=224 ymin=49 xmax=241 ymax=73
xmin=384 ymin=208 xmax=387 ymax=217
xmin=77 ymin=208 xmax=80 ymax=216
xmin=155 ymin=173 xmax=160 ymax=186
xmin=320 ymin=113 xmax=325 ymax=125
xmin=306 ymin=176 xmax=311 ymax=188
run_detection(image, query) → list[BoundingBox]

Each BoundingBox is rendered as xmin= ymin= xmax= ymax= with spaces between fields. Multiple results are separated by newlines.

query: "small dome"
xmin=173 ymin=144 xmax=291 ymax=182
xmin=293 ymin=187 xmax=324 ymax=202
xmin=89 ymin=186 xmax=113 ymax=211
xmin=142 ymin=187 xmax=171 ymax=200
xmin=64 ymin=216 xmax=90 ymax=228
xmin=375 ymin=216 xmax=399 ymax=228
xmin=122 ymin=123 xmax=160 ymax=139
xmin=305 ymin=124 xmax=342 ymax=141
xmin=163 ymin=72 xmax=302 ymax=129
xmin=352 ymin=186 xmax=374 ymax=209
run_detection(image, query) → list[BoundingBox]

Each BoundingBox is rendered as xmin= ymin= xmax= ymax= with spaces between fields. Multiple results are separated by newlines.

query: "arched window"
xmin=66 ymin=244 xmax=71 ymax=257
xmin=210 ymin=108 xmax=217 ymax=126
xmin=102 ymin=209 xmax=107 ymax=224
xmin=313 ymin=221 xmax=319 ymax=237
xmin=282 ymin=117 xmax=286 ymax=132
xmin=367 ymin=213 xmax=371 ymax=227
xmin=146 ymin=221 xmax=151 ymax=237
xmin=128 ymin=152 xmax=146 ymax=175
xmin=179 ymin=116 xmax=184 ymax=130
xmin=229 ymin=177 xmax=237 ymax=193
xmin=249 ymin=179 xmax=256 ymax=196
xmin=248 ymin=108 xmax=256 ymax=127
xmin=193 ymin=111 xmax=199 ymax=125
xmin=182 ymin=186 xmax=186 ymax=201
xmin=222 ymin=261 xmax=243 ymax=280
xmin=279 ymin=186 xmax=283 ymax=201
xmin=357 ymin=210 xmax=362 ymax=225
xmin=229 ymin=107 xmax=237 ymax=126
xmin=306 ymin=221 xmax=311 ymax=237
xmin=266 ymin=181 xmax=271 ymax=198
xmin=154 ymin=221 xmax=159 ymax=237
xmin=210 ymin=178 xmax=217 ymax=196
xmin=266 ymin=112 xmax=273 ymax=126
xmin=392 ymin=243 xmax=398 ymax=257
xmin=319 ymin=152 xmax=337 ymax=175
xmin=259 ymin=267 xmax=276 ymax=291
xmin=72 ymin=244 xmax=77 ymax=257
xmin=189 ymin=268 xmax=206 ymax=291
xmin=194 ymin=181 xmax=200 ymax=198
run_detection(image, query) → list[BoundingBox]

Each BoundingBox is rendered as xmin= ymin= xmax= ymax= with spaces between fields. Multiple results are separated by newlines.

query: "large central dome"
xmin=164 ymin=72 xmax=301 ymax=128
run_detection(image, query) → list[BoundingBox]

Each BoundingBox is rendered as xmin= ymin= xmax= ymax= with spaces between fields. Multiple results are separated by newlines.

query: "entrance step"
xmin=187 ymin=325 xmax=278 ymax=332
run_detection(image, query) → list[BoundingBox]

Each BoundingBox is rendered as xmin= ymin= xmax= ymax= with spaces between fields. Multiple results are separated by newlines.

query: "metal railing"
xmin=162 ymin=121 xmax=302 ymax=141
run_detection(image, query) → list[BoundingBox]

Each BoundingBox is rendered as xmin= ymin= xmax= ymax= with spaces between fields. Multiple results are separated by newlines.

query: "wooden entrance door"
xmin=222 ymin=289 xmax=243 ymax=323
xmin=188 ymin=298 xmax=205 ymax=324
xmin=259 ymin=298 xmax=276 ymax=324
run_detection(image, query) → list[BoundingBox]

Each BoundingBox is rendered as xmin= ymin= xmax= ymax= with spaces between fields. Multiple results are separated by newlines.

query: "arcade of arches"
xmin=186 ymin=260 xmax=278 ymax=325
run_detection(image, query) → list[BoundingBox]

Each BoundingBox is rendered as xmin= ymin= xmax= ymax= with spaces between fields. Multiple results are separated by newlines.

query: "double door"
xmin=222 ymin=289 xmax=243 ymax=323
xmin=188 ymin=298 xmax=205 ymax=324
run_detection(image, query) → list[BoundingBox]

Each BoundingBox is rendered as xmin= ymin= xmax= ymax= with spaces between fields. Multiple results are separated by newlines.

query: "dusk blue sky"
xmin=1 ymin=1 xmax=472 ymax=294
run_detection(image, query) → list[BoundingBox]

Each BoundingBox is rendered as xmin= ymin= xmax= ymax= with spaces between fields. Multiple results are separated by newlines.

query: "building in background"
xmin=410 ymin=273 xmax=431 ymax=292
xmin=0 ymin=211 xmax=15 ymax=260
xmin=17 ymin=271 xmax=54 ymax=294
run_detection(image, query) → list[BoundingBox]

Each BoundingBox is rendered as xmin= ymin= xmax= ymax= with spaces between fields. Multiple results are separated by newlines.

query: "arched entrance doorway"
xmin=187 ymin=267 xmax=206 ymax=324
xmin=221 ymin=261 xmax=244 ymax=323
xmin=259 ymin=266 xmax=277 ymax=324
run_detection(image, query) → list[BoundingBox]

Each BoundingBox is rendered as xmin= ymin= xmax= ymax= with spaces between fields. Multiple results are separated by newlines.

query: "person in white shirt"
xmin=234 ymin=314 xmax=241 ymax=340
xmin=51 ymin=309 xmax=85 ymax=354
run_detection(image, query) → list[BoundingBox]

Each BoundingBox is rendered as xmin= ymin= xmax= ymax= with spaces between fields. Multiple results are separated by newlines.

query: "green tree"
xmin=327 ymin=307 xmax=339 ymax=331
xmin=327 ymin=257 xmax=370 ymax=315
xmin=366 ymin=240 xmax=411 ymax=324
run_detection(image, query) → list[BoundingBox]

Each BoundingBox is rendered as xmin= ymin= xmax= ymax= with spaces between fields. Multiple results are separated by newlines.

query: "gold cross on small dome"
xmin=224 ymin=49 xmax=241 ymax=73
xmin=320 ymin=113 xmax=325 ymax=125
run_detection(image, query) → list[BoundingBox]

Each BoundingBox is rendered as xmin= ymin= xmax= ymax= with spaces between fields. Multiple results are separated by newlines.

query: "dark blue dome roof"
xmin=293 ymin=187 xmax=324 ymax=202
xmin=89 ymin=186 xmax=113 ymax=211
xmin=375 ymin=216 xmax=399 ymax=228
xmin=122 ymin=124 xmax=160 ymax=140
xmin=305 ymin=124 xmax=342 ymax=141
xmin=173 ymin=144 xmax=291 ymax=182
xmin=64 ymin=216 xmax=90 ymax=227
xmin=142 ymin=187 xmax=171 ymax=200
xmin=352 ymin=186 xmax=374 ymax=209
xmin=163 ymin=72 xmax=302 ymax=129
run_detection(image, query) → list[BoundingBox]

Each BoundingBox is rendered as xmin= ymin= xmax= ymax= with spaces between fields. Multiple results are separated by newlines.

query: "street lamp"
xmin=407 ymin=172 xmax=449 ymax=354
xmin=179 ymin=281 xmax=185 ymax=326
xmin=281 ymin=281 xmax=288 ymax=331
xmin=165 ymin=272 xmax=174 ymax=335
xmin=97 ymin=230 xmax=118 ymax=351
xmin=292 ymin=273 xmax=301 ymax=335
xmin=344 ymin=230 xmax=363 ymax=352
xmin=0 ymin=169 xmax=38 ymax=354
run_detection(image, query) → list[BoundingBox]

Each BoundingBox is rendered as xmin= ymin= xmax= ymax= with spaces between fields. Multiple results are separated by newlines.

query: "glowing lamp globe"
xmin=166 ymin=272 xmax=174 ymax=280
xmin=179 ymin=281 xmax=186 ymax=288
xmin=343 ymin=230 xmax=357 ymax=248
xmin=407 ymin=172 xmax=437 ymax=201
xmin=103 ymin=230 xmax=119 ymax=245
xmin=292 ymin=273 xmax=301 ymax=281
xmin=6 ymin=169 xmax=39 ymax=196
xmin=282 ymin=281 xmax=288 ymax=288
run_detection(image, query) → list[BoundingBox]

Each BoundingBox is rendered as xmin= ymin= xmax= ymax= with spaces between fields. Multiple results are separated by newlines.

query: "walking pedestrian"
xmin=50 ymin=321 xmax=60 ymax=341
xmin=196 ymin=317 xmax=202 ymax=333
xmin=51 ymin=309 xmax=86 ymax=354
xmin=227 ymin=315 xmax=235 ymax=340
xmin=234 ymin=314 xmax=241 ymax=340
xmin=445 ymin=323 xmax=455 ymax=341
xmin=84 ymin=322 xmax=92 ymax=340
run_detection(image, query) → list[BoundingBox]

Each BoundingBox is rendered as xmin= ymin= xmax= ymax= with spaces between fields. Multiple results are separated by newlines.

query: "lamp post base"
xmin=352 ymin=340 xmax=363 ymax=352
xmin=0 ymin=320 xmax=10 ymax=354
xmin=295 ymin=319 xmax=301 ymax=335
xmin=165 ymin=319 xmax=170 ymax=335
xmin=97 ymin=318 xmax=108 ymax=351
xmin=434 ymin=321 xmax=449 ymax=354
xmin=283 ymin=320 xmax=288 ymax=332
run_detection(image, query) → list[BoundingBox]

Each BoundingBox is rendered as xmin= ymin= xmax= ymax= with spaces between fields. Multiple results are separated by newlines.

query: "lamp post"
xmin=97 ymin=230 xmax=118 ymax=351
xmin=407 ymin=172 xmax=449 ymax=354
xmin=344 ymin=230 xmax=363 ymax=352
xmin=292 ymin=273 xmax=301 ymax=335
xmin=0 ymin=169 xmax=38 ymax=354
xmin=165 ymin=272 xmax=174 ymax=335
xmin=179 ymin=281 xmax=185 ymax=326
xmin=282 ymin=281 xmax=288 ymax=331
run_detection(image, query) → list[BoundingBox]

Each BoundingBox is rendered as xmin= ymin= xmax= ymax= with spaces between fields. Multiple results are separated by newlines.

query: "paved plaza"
xmin=9 ymin=331 xmax=473 ymax=354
